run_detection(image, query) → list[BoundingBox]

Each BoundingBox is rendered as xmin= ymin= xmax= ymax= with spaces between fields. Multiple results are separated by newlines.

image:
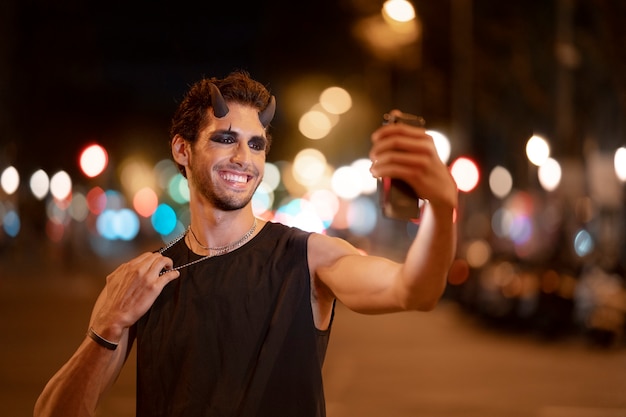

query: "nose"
xmin=230 ymin=142 xmax=251 ymax=166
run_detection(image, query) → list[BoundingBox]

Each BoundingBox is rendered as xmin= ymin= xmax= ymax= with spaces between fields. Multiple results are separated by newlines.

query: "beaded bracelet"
xmin=87 ymin=327 xmax=118 ymax=351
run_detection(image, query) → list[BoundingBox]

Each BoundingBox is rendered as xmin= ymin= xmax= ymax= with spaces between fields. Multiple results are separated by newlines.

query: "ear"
xmin=171 ymin=134 xmax=190 ymax=167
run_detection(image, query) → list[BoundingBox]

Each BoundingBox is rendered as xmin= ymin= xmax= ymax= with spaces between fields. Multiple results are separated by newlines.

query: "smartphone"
xmin=379 ymin=111 xmax=426 ymax=222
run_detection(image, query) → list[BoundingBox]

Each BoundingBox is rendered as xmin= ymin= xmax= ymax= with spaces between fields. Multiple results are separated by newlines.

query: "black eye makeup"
xmin=208 ymin=130 xmax=267 ymax=152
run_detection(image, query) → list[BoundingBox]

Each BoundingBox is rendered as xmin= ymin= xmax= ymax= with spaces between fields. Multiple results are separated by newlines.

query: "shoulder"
xmin=307 ymin=232 xmax=361 ymax=273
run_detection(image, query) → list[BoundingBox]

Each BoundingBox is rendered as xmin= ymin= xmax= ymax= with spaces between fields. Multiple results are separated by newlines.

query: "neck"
xmin=187 ymin=208 xmax=258 ymax=254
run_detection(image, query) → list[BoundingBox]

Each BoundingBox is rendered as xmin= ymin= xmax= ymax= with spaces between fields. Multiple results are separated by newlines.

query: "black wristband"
xmin=87 ymin=327 xmax=118 ymax=351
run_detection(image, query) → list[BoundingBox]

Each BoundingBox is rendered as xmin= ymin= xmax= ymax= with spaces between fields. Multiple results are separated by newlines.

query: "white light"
xmin=30 ymin=169 xmax=50 ymax=200
xmin=309 ymin=189 xmax=340 ymax=223
xmin=615 ymin=147 xmax=626 ymax=182
xmin=426 ymin=130 xmax=451 ymax=164
xmin=450 ymin=157 xmax=479 ymax=193
xmin=293 ymin=148 xmax=327 ymax=187
xmin=538 ymin=158 xmax=561 ymax=192
xmin=1 ymin=166 xmax=20 ymax=195
xmin=80 ymin=144 xmax=108 ymax=178
xmin=383 ymin=0 xmax=416 ymax=23
xmin=351 ymin=158 xmax=378 ymax=195
xmin=263 ymin=162 xmax=281 ymax=191
xmin=331 ymin=166 xmax=362 ymax=200
xmin=526 ymin=135 xmax=550 ymax=166
xmin=50 ymin=171 xmax=72 ymax=200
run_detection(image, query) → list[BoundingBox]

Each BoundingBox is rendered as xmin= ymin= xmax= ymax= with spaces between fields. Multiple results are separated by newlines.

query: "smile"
xmin=220 ymin=172 xmax=250 ymax=184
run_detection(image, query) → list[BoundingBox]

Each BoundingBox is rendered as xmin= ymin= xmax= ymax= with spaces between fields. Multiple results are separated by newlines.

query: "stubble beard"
xmin=189 ymin=161 xmax=258 ymax=212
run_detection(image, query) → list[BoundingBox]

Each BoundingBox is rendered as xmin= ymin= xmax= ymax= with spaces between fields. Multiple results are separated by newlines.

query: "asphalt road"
xmin=2 ymin=251 xmax=625 ymax=417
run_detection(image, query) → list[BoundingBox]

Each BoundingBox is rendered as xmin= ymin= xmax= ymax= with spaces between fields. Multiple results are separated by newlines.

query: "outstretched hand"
xmin=369 ymin=113 xmax=457 ymax=211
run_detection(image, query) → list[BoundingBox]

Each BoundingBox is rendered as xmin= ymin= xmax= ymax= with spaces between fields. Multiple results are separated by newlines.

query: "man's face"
xmin=186 ymin=103 xmax=268 ymax=211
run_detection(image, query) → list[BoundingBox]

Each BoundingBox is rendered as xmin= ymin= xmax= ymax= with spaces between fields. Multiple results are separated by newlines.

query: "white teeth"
xmin=222 ymin=173 xmax=247 ymax=183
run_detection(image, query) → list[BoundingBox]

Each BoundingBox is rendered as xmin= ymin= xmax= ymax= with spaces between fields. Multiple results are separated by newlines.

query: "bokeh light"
xmin=262 ymin=162 xmax=281 ymax=191
xmin=427 ymin=130 xmax=451 ymax=164
xmin=1 ymin=166 xmax=19 ymax=195
xmin=275 ymin=198 xmax=326 ymax=233
xmin=133 ymin=187 xmax=159 ymax=218
xmin=308 ymin=189 xmax=340 ymax=226
xmin=319 ymin=87 xmax=352 ymax=115
xmin=351 ymin=158 xmax=378 ymax=195
xmin=450 ymin=157 xmax=479 ymax=193
xmin=573 ymin=229 xmax=594 ymax=257
xmin=347 ymin=196 xmax=378 ymax=235
xmin=168 ymin=174 xmax=190 ymax=204
xmin=489 ymin=166 xmax=513 ymax=199
xmin=155 ymin=159 xmax=180 ymax=190
xmin=104 ymin=189 xmax=125 ymax=210
xmin=120 ymin=158 xmax=155 ymax=195
xmin=466 ymin=239 xmax=492 ymax=268
xmin=152 ymin=203 xmax=177 ymax=235
xmin=69 ymin=192 xmax=89 ymax=222
xmin=293 ymin=148 xmax=328 ymax=187
xmin=86 ymin=187 xmax=107 ymax=215
xmin=252 ymin=182 xmax=275 ymax=216
xmin=538 ymin=157 xmax=562 ymax=192
xmin=97 ymin=208 xmax=140 ymax=241
xmin=526 ymin=135 xmax=550 ymax=167
xmin=383 ymin=0 xmax=416 ymax=23
xmin=299 ymin=111 xmax=332 ymax=139
xmin=47 ymin=198 xmax=69 ymax=226
xmin=79 ymin=144 xmax=108 ymax=178
xmin=614 ymin=146 xmax=626 ymax=182
xmin=3 ymin=209 xmax=20 ymax=237
xmin=29 ymin=169 xmax=50 ymax=200
xmin=50 ymin=171 xmax=72 ymax=201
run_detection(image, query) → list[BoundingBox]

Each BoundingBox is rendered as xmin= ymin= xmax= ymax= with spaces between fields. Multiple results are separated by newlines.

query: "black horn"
xmin=259 ymin=96 xmax=276 ymax=127
xmin=208 ymin=83 xmax=229 ymax=118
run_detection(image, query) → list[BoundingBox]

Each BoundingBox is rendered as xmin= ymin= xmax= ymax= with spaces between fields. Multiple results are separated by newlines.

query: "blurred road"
xmin=2 ymin=251 xmax=625 ymax=417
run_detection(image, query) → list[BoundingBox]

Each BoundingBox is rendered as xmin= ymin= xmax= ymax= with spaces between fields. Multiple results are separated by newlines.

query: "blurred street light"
xmin=538 ymin=157 xmax=562 ymax=192
xmin=526 ymin=135 xmax=551 ymax=167
xmin=382 ymin=0 xmax=416 ymax=23
xmin=1 ymin=166 xmax=19 ymax=195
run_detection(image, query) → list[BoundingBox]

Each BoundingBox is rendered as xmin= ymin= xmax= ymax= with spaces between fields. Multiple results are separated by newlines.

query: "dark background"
xmin=3 ymin=0 xmax=625 ymax=177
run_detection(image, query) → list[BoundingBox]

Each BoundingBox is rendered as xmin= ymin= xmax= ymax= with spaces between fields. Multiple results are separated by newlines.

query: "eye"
xmin=210 ymin=132 xmax=236 ymax=144
xmin=249 ymin=137 xmax=267 ymax=152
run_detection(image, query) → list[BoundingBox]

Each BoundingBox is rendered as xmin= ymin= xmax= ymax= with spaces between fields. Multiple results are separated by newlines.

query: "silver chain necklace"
xmin=159 ymin=218 xmax=257 ymax=274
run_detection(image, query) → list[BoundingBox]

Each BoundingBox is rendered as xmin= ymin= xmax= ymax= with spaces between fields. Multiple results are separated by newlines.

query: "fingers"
xmin=370 ymin=125 xmax=432 ymax=161
xmin=371 ymin=120 xmax=427 ymax=143
xmin=98 ymin=253 xmax=181 ymax=330
xmin=370 ymin=121 xmax=455 ymax=204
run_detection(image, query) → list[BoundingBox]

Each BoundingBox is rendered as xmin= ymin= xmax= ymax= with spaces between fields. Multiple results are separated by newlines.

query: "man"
xmin=34 ymin=71 xmax=457 ymax=417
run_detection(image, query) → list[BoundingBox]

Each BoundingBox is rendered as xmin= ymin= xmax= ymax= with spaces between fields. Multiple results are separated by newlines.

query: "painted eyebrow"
xmin=212 ymin=129 xmax=237 ymax=136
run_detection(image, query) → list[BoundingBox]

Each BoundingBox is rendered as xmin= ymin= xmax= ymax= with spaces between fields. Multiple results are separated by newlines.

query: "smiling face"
xmin=174 ymin=102 xmax=268 ymax=212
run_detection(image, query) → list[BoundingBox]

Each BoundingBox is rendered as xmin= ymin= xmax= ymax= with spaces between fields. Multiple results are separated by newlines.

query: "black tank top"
xmin=135 ymin=222 xmax=333 ymax=417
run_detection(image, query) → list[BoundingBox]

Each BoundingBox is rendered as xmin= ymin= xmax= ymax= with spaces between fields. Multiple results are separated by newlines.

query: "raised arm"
xmin=34 ymin=252 xmax=179 ymax=417
xmin=310 ymin=116 xmax=457 ymax=315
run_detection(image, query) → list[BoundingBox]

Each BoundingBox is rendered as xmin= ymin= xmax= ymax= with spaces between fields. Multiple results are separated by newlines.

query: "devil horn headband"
xmin=208 ymin=83 xmax=276 ymax=128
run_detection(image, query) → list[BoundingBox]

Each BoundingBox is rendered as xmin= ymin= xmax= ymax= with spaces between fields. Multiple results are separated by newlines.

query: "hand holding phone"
xmin=379 ymin=111 xmax=425 ymax=222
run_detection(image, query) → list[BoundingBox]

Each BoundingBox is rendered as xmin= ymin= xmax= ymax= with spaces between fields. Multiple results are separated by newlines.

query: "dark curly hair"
xmin=169 ymin=71 xmax=274 ymax=175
